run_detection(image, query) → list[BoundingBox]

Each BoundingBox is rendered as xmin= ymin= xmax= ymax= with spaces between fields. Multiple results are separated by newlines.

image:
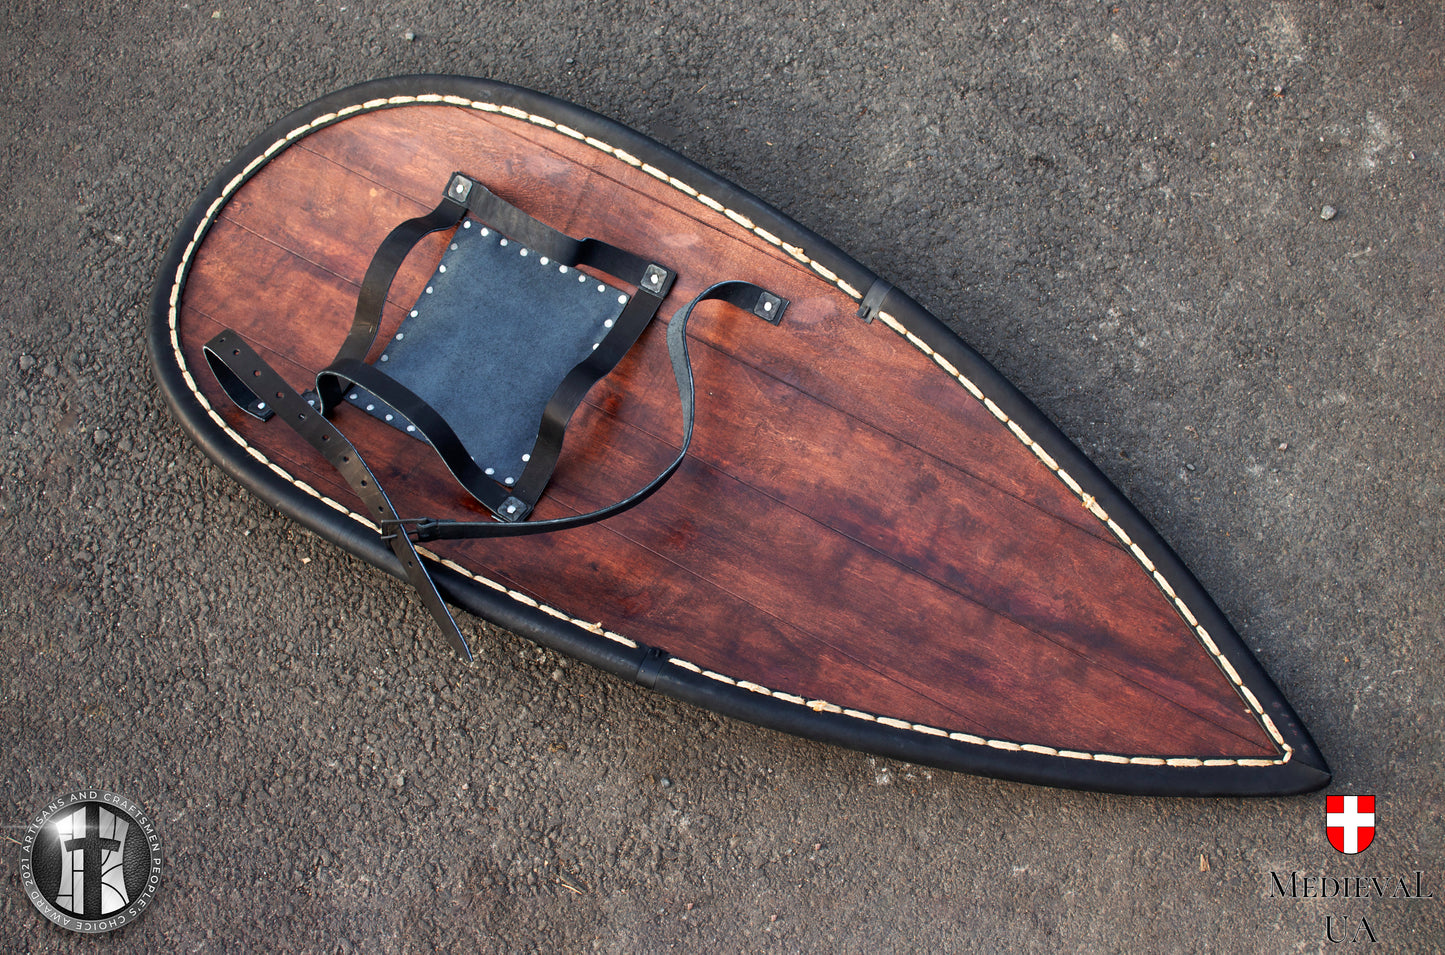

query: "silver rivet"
xmin=499 ymin=238 xmax=508 ymax=247
xmin=506 ymin=505 xmax=517 ymax=514
xmin=380 ymin=354 xmax=389 ymax=362
xmin=592 ymin=342 xmax=600 ymax=350
xmin=425 ymin=286 xmax=434 ymax=294
xmin=450 ymin=243 xmax=458 ymax=251
xmin=604 ymin=319 xmax=615 ymax=328
xmin=257 ymin=402 xmax=267 ymax=410
xmin=410 ymin=310 xmax=419 ymax=317
xmin=384 ymin=414 xmax=394 ymax=421
xmin=480 ymin=227 xmax=489 ymax=236
xmin=764 ymin=301 xmax=773 ymax=311
xmin=522 ymin=453 xmax=531 ymax=462
xmin=349 ymin=393 xmax=359 ymax=400
xmin=578 ymin=274 xmax=586 ymax=283
xmin=597 ymin=283 xmax=606 ymax=293
xmin=406 ymin=425 xmax=415 ymax=432
xmin=463 ymin=221 xmax=472 ymax=229
xmin=540 ymin=256 xmax=550 ymax=265
xmin=438 ymin=264 xmax=447 ymax=273
xmin=366 ymin=404 xmax=376 ymax=412
xmin=617 ymin=294 xmax=627 ymax=304
xmin=519 ymin=248 xmax=528 ymax=257
xmin=485 ymin=467 xmax=495 ymax=476
xmin=395 ymin=332 xmax=404 ymax=340
xmin=454 ymin=181 xmax=466 ymax=194
xmin=559 ymin=265 xmax=569 ymax=274
xmin=505 ymin=477 xmax=515 ymax=485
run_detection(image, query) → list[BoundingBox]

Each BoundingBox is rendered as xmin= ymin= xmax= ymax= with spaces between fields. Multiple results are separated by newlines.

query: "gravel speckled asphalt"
xmin=2 ymin=2 xmax=1441 ymax=951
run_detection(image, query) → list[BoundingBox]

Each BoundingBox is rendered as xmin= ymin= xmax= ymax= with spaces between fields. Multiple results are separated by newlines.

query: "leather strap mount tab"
xmin=857 ymin=278 xmax=894 ymax=324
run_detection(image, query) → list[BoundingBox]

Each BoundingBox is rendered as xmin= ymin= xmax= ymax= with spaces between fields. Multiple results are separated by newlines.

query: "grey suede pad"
xmin=340 ymin=218 xmax=630 ymax=486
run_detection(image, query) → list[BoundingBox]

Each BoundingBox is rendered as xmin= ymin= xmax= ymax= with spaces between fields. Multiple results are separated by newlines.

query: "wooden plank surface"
xmin=176 ymin=102 xmax=1277 ymax=758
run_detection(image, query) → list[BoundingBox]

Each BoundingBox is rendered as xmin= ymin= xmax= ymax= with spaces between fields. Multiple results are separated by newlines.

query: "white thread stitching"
xmin=166 ymin=91 xmax=1289 ymax=769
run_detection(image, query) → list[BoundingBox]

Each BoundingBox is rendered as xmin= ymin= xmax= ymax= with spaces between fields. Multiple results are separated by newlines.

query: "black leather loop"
xmin=319 ymin=357 xmax=518 ymax=518
xmin=857 ymin=278 xmax=895 ymax=324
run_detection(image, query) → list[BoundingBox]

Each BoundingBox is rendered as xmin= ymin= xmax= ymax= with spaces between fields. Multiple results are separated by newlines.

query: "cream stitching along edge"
xmin=167 ymin=92 xmax=1289 ymax=769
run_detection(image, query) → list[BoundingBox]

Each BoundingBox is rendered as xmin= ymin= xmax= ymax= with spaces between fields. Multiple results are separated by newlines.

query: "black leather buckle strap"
xmin=203 ymin=332 xmax=474 ymax=661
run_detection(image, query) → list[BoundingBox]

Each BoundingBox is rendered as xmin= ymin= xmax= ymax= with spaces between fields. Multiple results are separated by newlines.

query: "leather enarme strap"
xmin=317 ymin=194 xmax=469 ymax=413
xmin=401 ymin=280 xmax=787 ymax=543
xmin=316 ymin=172 xmax=677 ymax=522
xmin=203 ymin=332 xmax=474 ymax=661
xmin=315 ymin=266 xmax=674 ymax=523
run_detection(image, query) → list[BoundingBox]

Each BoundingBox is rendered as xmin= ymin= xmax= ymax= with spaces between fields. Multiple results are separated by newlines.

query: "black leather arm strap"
xmin=507 ymin=267 xmax=668 ymax=512
xmin=321 ymin=173 xmax=672 ymax=410
xmin=316 ymin=173 xmax=677 ymax=522
xmin=203 ymin=332 xmax=474 ymax=661
xmin=457 ymin=175 xmax=661 ymax=285
xmin=316 ymin=261 xmax=675 ymax=523
xmin=402 ymin=280 xmax=787 ymax=542
xmin=317 ymin=194 xmax=469 ymax=413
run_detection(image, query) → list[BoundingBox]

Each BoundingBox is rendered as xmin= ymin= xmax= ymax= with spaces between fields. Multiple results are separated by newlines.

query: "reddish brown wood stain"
xmin=176 ymin=103 xmax=1278 ymax=759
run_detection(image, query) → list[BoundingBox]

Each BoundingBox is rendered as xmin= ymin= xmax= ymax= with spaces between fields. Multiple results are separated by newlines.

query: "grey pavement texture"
xmin=2 ymin=1 xmax=1442 ymax=952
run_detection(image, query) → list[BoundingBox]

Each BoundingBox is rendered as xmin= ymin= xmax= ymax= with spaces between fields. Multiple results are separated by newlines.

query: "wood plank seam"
xmin=165 ymin=91 xmax=1291 ymax=768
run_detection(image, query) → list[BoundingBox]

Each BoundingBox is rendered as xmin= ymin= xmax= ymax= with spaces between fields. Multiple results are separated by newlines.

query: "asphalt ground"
xmin=2 ymin=1 xmax=1441 ymax=951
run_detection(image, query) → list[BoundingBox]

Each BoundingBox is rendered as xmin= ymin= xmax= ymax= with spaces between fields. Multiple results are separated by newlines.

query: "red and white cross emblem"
xmin=1326 ymin=795 xmax=1376 ymax=854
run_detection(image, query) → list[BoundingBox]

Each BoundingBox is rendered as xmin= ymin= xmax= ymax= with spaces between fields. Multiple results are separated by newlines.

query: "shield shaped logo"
xmin=1326 ymin=794 xmax=1376 ymax=854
